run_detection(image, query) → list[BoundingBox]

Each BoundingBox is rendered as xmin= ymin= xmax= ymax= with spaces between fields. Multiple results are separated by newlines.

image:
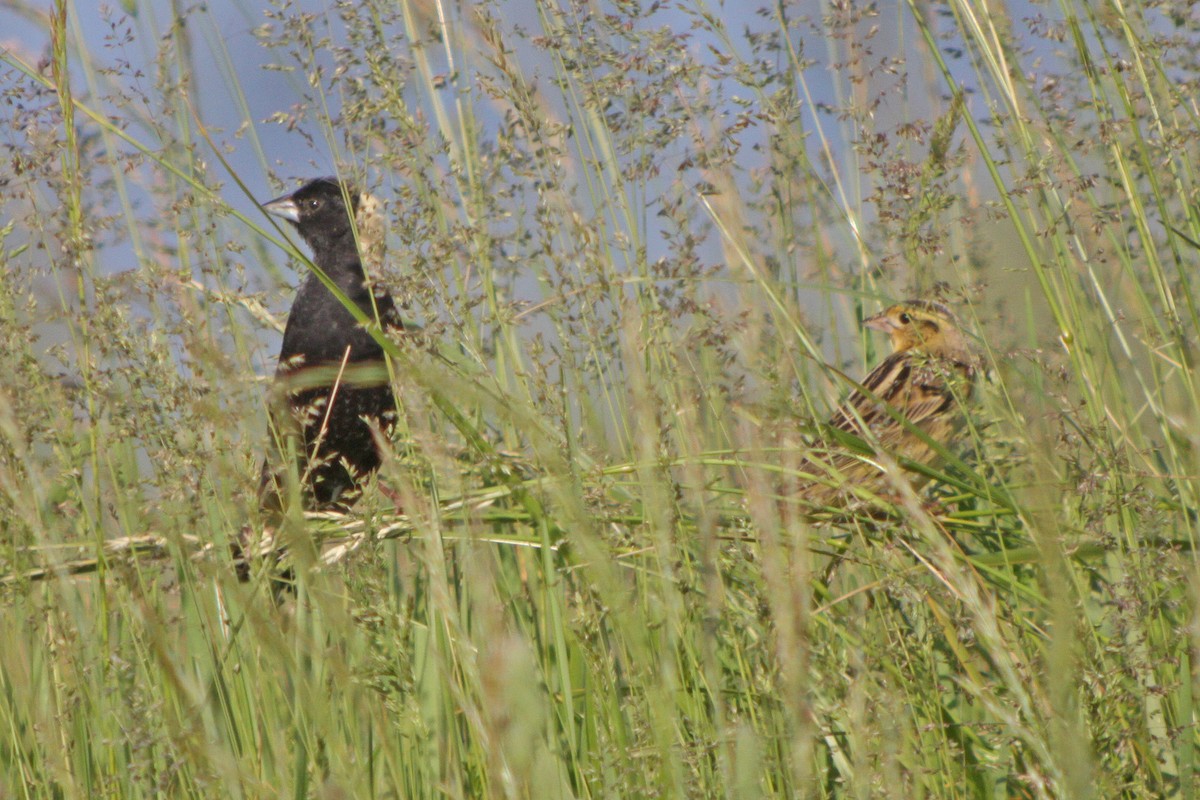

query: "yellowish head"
xmin=864 ymin=299 xmax=967 ymax=356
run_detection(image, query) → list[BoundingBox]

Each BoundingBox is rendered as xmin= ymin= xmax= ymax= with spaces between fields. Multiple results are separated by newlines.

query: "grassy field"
xmin=1 ymin=0 xmax=1198 ymax=796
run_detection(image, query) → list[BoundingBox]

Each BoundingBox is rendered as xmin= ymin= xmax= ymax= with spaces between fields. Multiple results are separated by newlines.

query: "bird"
xmin=257 ymin=177 xmax=402 ymax=515
xmin=794 ymin=299 xmax=978 ymax=511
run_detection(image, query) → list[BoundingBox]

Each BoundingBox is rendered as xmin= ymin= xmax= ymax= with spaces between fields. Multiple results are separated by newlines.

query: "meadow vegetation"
xmin=0 ymin=0 xmax=1197 ymax=796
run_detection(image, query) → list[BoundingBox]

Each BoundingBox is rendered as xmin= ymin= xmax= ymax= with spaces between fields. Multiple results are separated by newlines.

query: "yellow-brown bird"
xmin=795 ymin=299 xmax=978 ymax=511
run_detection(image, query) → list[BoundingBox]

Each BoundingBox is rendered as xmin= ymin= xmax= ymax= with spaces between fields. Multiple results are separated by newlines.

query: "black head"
xmin=263 ymin=177 xmax=362 ymax=254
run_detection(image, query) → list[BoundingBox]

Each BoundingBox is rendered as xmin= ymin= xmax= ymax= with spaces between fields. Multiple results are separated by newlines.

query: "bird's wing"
xmin=379 ymin=300 xmax=407 ymax=333
xmin=828 ymin=352 xmax=971 ymax=436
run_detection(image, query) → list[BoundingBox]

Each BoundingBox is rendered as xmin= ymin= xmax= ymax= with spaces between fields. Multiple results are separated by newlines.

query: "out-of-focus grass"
xmin=0 ymin=0 xmax=1197 ymax=796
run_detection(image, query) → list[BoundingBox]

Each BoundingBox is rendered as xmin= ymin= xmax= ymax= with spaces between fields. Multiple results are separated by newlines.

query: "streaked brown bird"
xmin=258 ymin=177 xmax=402 ymax=515
xmin=795 ymin=299 xmax=978 ymax=510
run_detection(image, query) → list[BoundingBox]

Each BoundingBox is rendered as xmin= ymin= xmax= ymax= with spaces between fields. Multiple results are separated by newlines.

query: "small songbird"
xmin=796 ymin=299 xmax=977 ymax=510
xmin=258 ymin=177 xmax=402 ymax=514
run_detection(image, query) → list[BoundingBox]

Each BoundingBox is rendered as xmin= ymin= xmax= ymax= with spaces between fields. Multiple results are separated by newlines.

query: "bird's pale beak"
xmin=864 ymin=312 xmax=894 ymax=333
xmin=263 ymin=195 xmax=300 ymax=223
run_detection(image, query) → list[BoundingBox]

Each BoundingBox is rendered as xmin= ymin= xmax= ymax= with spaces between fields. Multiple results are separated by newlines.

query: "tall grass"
xmin=1 ymin=0 xmax=1197 ymax=796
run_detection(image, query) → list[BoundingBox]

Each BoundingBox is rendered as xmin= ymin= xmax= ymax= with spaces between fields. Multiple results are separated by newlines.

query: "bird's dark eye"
xmin=898 ymin=312 xmax=912 ymax=325
xmin=307 ymin=198 xmax=322 ymax=210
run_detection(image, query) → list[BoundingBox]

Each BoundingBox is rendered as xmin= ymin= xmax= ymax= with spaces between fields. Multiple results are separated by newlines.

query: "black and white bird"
xmin=258 ymin=177 xmax=402 ymax=514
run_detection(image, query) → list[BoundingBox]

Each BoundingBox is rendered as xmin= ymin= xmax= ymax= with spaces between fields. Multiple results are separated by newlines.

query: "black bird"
xmin=258 ymin=177 xmax=401 ymax=514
